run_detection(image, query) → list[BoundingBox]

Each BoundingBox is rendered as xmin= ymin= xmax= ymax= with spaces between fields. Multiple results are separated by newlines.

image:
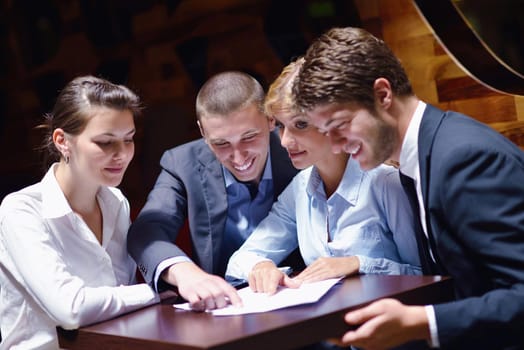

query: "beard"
xmin=361 ymin=116 xmax=397 ymax=170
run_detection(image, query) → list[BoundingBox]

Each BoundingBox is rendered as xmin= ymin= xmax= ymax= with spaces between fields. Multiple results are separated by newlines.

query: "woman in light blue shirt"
xmin=226 ymin=58 xmax=421 ymax=294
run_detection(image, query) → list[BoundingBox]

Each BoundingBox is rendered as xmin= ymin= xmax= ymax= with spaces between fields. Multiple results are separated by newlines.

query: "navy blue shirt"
xmin=219 ymin=153 xmax=274 ymax=273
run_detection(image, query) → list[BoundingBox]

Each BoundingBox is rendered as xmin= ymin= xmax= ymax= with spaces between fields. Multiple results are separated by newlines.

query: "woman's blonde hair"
xmin=264 ymin=57 xmax=305 ymax=118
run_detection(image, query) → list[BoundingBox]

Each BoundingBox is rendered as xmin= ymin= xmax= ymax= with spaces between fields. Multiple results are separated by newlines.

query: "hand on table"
xmin=248 ymin=260 xmax=301 ymax=295
xmin=340 ymin=298 xmax=430 ymax=350
xmin=295 ymin=256 xmax=359 ymax=283
xmin=163 ymin=261 xmax=242 ymax=311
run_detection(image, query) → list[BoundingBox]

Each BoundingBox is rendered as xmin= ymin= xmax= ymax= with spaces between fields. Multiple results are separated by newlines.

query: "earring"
xmin=64 ymin=154 xmax=70 ymax=164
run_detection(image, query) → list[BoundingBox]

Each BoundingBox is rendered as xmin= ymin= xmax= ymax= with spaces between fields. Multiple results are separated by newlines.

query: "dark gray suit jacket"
xmin=127 ymin=132 xmax=299 ymax=286
xmin=418 ymin=104 xmax=524 ymax=349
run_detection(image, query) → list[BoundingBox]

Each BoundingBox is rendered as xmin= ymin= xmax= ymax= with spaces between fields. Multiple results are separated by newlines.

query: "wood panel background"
xmin=355 ymin=0 xmax=524 ymax=149
xmin=0 ymin=0 xmax=522 ymax=208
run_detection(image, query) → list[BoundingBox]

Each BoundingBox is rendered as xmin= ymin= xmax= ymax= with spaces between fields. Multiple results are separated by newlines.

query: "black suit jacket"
xmin=418 ymin=104 xmax=524 ymax=349
xmin=127 ymin=132 xmax=299 ymax=285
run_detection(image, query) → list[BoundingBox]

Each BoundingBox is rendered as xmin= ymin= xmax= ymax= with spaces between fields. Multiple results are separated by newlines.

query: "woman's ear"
xmin=52 ymin=128 xmax=69 ymax=158
xmin=373 ymin=78 xmax=393 ymax=109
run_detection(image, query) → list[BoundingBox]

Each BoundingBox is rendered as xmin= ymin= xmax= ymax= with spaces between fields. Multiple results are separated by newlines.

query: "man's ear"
xmin=373 ymin=78 xmax=393 ymax=109
xmin=197 ymin=120 xmax=205 ymax=138
xmin=267 ymin=115 xmax=276 ymax=131
xmin=52 ymin=128 xmax=69 ymax=156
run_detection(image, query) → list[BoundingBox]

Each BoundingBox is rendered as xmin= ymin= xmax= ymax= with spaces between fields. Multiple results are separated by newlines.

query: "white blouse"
xmin=0 ymin=164 xmax=158 ymax=350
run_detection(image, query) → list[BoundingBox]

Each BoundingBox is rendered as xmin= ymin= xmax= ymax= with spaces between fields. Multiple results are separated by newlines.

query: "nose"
xmin=231 ymin=146 xmax=247 ymax=164
xmin=279 ymin=127 xmax=295 ymax=149
xmin=327 ymin=130 xmax=345 ymax=154
xmin=113 ymin=141 xmax=134 ymax=161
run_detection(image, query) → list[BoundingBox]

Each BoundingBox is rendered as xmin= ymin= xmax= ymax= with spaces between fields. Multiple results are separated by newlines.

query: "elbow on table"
xmin=49 ymin=290 xmax=101 ymax=330
xmin=52 ymin=306 xmax=83 ymax=330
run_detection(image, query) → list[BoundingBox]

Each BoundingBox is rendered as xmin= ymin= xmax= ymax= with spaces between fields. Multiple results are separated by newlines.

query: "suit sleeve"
xmin=127 ymin=150 xmax=189 ymax=287
xmin=432 ymin=145 xmax=524 ymax=349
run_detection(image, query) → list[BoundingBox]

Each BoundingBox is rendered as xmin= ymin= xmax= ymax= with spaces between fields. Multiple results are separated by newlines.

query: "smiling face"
xmin=199 ymin=103 xmax=274 ymax=184
xmin=307 ymin=102 xmax=398 ymax=170
xmin=275 ymin=112 xmax=331 ymax=170
xmin=67 ymin=107 xmax=135 ymax=187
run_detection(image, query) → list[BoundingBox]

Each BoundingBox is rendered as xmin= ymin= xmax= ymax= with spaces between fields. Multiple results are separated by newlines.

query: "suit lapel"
xmin=419 ymin=105 xmax=448 ymax=275
xmin=418 ymin=104 xmax=443 ymax=209
xmin=196 ymin=144 xmax=228 ymax=274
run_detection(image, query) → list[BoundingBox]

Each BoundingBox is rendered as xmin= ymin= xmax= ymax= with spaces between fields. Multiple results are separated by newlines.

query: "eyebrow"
xmin=324 ymin=118 xmax=336 ymax=128
xmin=290 ymin=114 xmax=308 ymax=121
xmin=99 ymin=129 xmax=136 ymax=137
xmin=208 ymin=129 xmax=261 ymax=143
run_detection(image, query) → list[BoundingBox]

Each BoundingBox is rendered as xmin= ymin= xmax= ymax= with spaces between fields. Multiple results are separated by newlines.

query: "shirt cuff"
xmin=425 ymin=305 xmax=440 ymax=348
xmin=153 ymin=256 xmax=192 ymax=292
xmin=118 ymin=283 xmax=159 ymax=307
xmin=227 ymin=253 xmax=273 ymax=281
xmin=355 ymin=255 xmax=372 ymax=274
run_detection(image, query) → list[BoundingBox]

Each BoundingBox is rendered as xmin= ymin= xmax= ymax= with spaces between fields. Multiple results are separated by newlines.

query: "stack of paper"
xmin=173 ymin=277 xmax=342 ymax=316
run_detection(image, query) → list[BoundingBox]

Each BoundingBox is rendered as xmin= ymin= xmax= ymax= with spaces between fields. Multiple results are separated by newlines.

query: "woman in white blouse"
xmin=226 ymin=59 xmax=421 ymax=295
xmin=0 ymin=76 xmax=160 ymax=349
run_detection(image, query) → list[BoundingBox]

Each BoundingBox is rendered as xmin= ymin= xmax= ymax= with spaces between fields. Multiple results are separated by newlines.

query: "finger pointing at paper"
xmin=249 ymin=261 xmax=301 ymax=295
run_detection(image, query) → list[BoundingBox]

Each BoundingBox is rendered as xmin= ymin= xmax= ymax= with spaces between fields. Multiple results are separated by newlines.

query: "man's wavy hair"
xmin=294 ymin=27 xmax=413 ymax=112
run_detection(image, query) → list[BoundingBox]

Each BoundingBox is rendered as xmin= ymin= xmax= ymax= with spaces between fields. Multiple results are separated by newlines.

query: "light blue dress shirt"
xmin=226 ymin=158 xmax=422 ymax=280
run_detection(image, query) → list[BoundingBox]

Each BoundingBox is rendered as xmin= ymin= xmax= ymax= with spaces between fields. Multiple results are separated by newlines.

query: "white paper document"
xmin=173 ymin=277 xmax=342 ymax=316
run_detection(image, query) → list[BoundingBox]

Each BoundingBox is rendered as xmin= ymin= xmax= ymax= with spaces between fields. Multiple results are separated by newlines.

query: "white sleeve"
xmin=425 ymin=305 xmax=440 ymax=348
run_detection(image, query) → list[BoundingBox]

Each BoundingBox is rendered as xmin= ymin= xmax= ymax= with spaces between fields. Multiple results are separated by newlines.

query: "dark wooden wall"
xmin=355 ymin=0 xmax=524 ymax=148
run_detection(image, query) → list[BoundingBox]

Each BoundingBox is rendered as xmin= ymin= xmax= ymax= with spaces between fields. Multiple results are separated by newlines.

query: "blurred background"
xmin=0 ymin=0 xmax=363 ymax=212
xmin=1 ymin=0 xmax=523 ymax=215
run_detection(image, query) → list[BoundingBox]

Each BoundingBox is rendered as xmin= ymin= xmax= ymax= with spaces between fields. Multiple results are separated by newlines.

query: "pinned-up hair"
xmin=38 ymin=75 xmax=142 ymax=168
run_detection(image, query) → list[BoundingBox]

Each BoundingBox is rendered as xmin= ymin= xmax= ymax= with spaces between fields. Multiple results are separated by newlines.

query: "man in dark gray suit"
xmin=128 ymin=71 xmax=299 ymax=311
xmin=294 ymin=27 xmax=524 ymax=350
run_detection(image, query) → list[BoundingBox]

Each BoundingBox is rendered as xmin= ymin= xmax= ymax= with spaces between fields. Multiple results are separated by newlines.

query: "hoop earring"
xmin=65 ymin=155 xmax=70 ymax=164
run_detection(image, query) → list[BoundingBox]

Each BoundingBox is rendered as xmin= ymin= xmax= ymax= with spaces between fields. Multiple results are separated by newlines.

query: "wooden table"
xmin=58 ymin=275 xmax=453 ymax=350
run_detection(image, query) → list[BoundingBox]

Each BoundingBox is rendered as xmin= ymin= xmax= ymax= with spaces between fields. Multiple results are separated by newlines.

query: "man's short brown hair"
xmin=196 ymin=71 xmax=265 ymax=120
xmin=294 ymin=27 xmax=413 ymax=112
